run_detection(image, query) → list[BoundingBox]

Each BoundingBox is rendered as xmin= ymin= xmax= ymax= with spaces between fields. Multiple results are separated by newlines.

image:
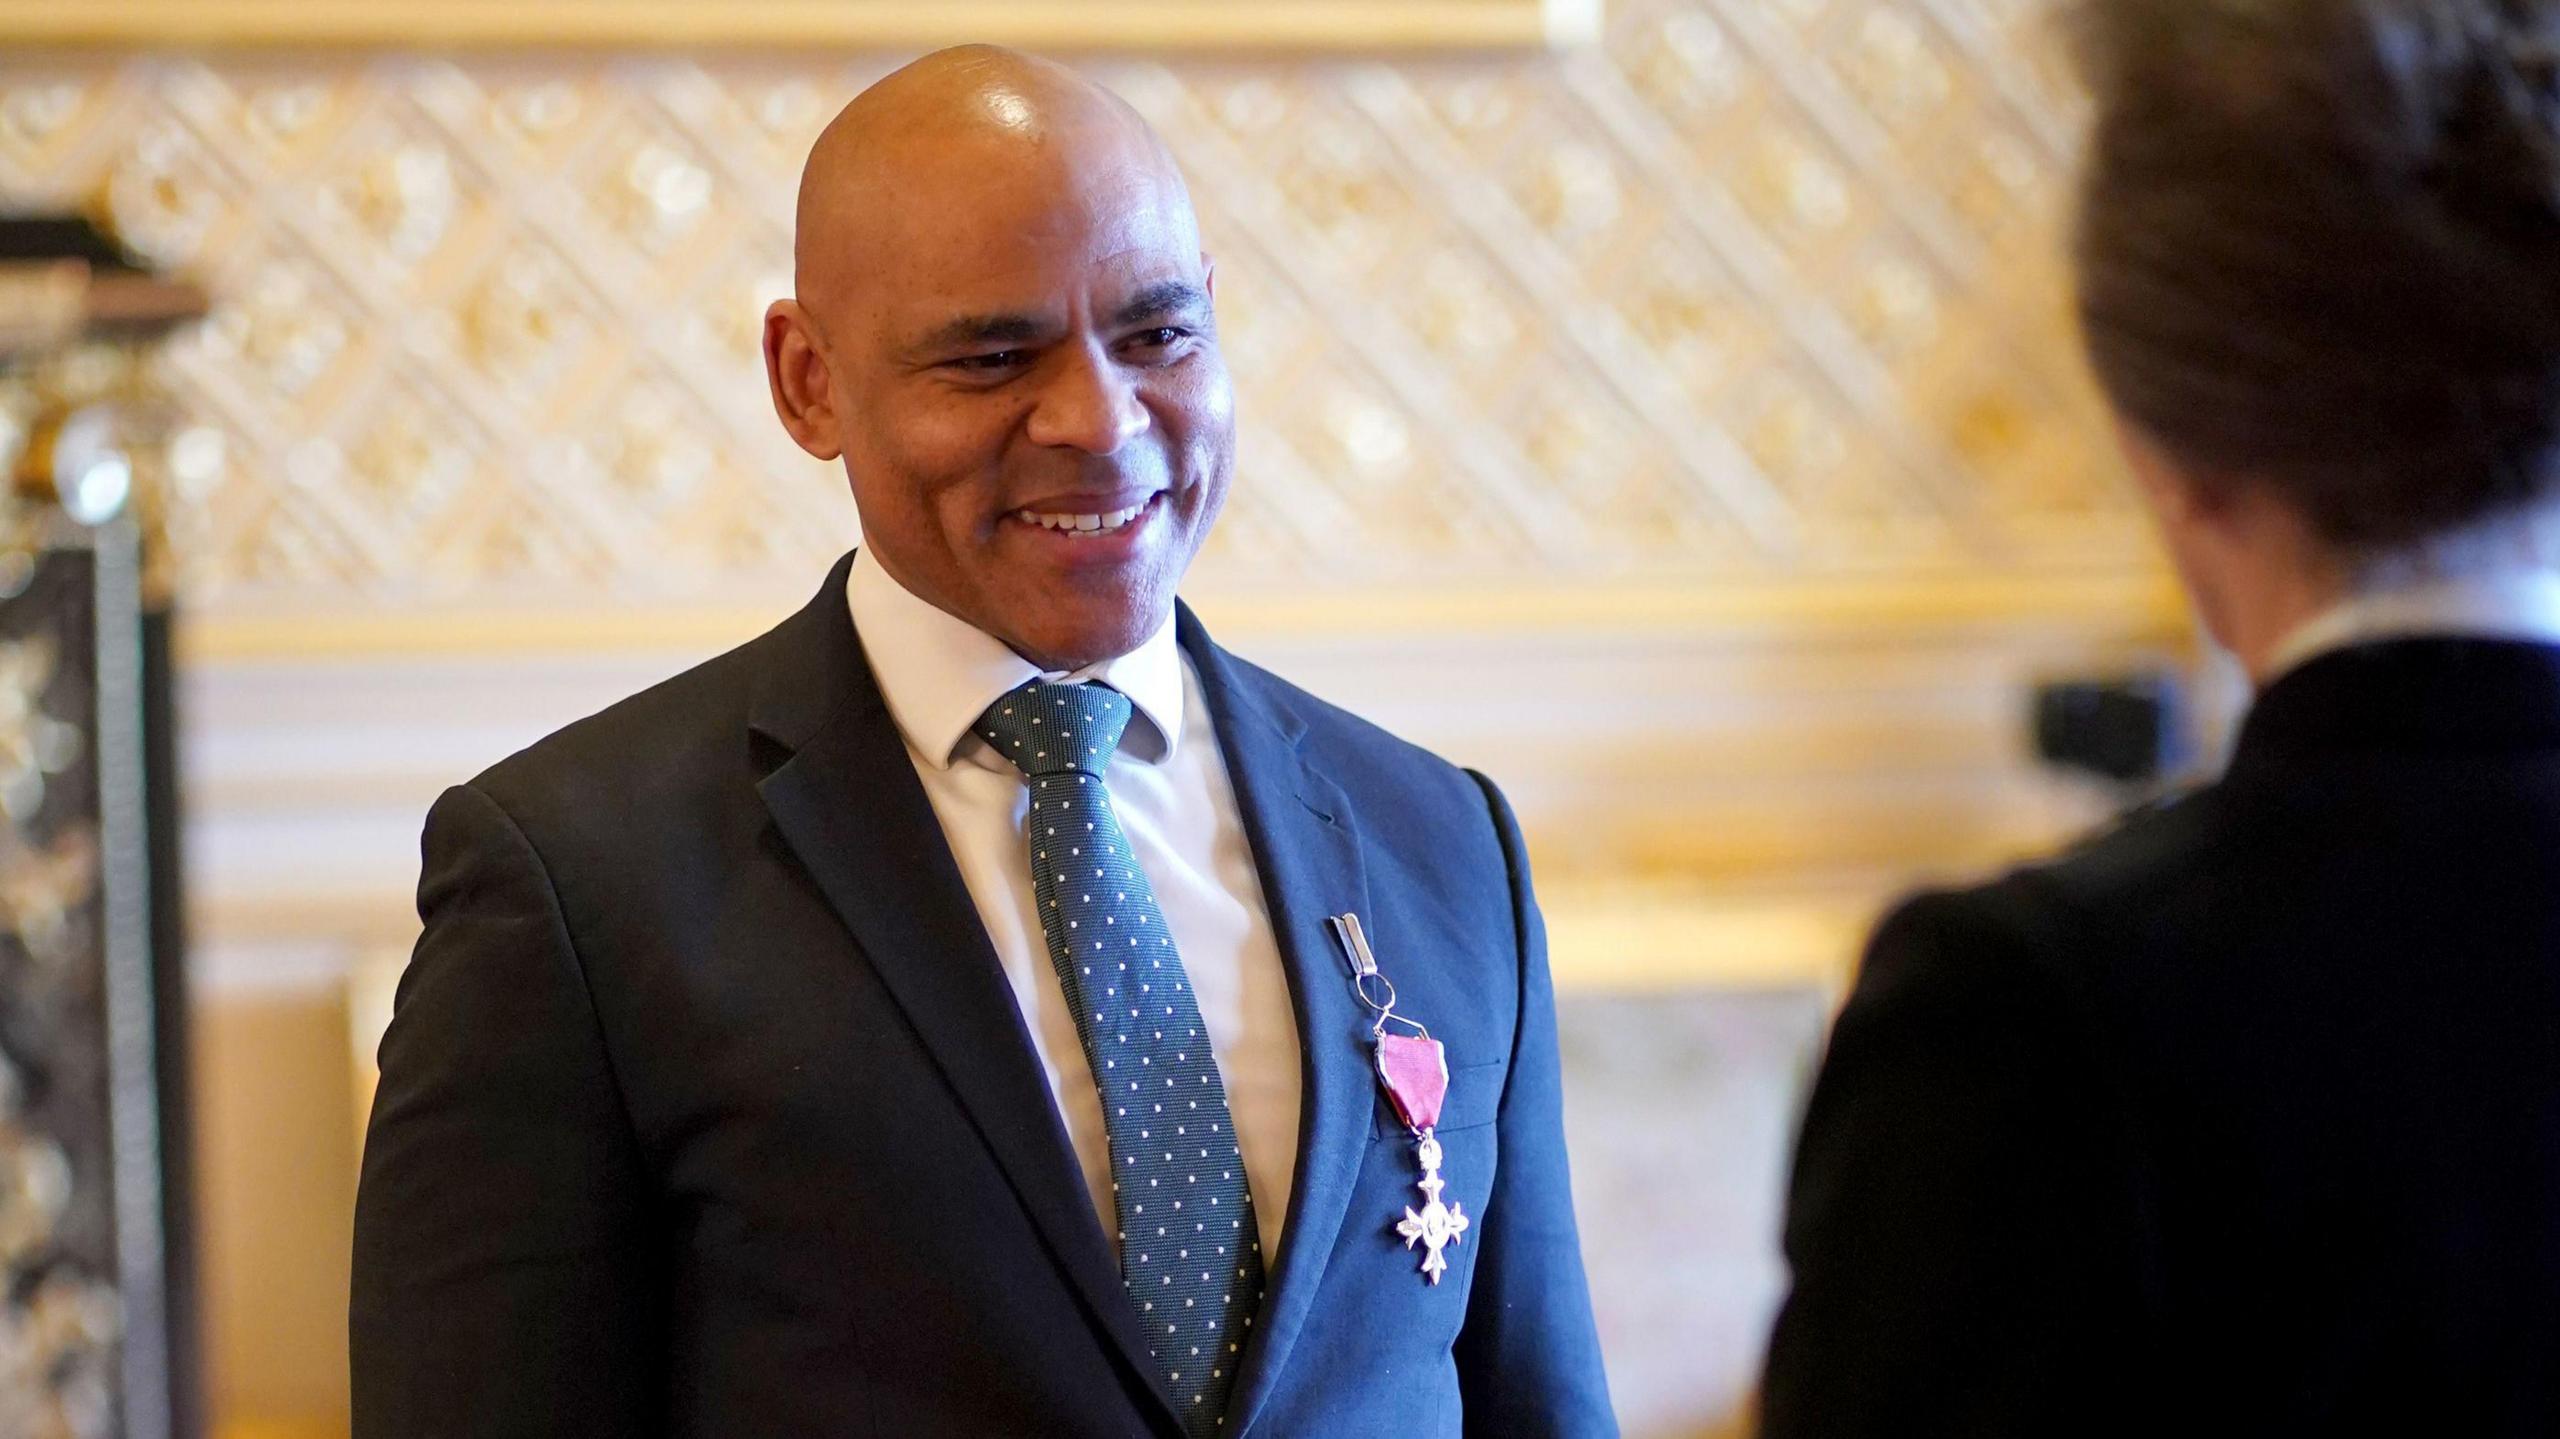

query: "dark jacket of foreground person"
xmin=1763 ymin=636 xmax=2560 ymax=1436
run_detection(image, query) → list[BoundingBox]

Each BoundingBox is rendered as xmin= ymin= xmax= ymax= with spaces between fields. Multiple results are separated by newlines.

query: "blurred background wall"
xmin=0 ymin=1 xmax=2196 ymax=1435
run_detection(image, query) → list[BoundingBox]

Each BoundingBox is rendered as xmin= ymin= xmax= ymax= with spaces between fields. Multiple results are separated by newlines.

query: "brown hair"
xmin=2070 ymin=0 xmax=2560 ymax=550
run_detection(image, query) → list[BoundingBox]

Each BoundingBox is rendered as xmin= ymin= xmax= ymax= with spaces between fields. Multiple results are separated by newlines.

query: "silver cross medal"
xmin=1328 ymin=914 xmax=1470 ymax=1285
xmin=1396 ymin=1129 xmax=1469 ymax=1284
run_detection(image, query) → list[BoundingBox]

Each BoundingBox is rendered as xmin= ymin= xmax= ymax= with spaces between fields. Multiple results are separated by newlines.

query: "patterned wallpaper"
xmin=0 ymin=0 xmax=2145 ymax=622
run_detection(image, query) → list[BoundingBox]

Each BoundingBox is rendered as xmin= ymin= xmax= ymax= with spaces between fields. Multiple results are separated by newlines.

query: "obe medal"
xmin=1328 ymin=914 xmax=1471 ymax=1287
xmin=1379 ymin=1031 xmax=1468 ymax=1283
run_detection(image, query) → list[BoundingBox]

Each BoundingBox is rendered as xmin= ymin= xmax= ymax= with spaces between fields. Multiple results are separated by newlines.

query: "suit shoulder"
xmin=2016 ymin=781 xmax=2231 ymax=919
xmin=1869 ymin=781 xmax=2231 ymax=999
xmin=459 ymin=622 xmax=781 ymax=831
xmin=1218 ymin=650 xmax=1475 ymax=789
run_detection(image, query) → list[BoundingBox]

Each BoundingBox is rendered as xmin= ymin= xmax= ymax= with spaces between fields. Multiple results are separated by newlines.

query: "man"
xmin=350 ymin=46 xmax=1614 ymax=1439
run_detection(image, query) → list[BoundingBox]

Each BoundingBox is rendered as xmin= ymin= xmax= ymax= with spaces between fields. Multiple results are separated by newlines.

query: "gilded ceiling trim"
xmin=0 ymin=0 xmax=1599 ymax=51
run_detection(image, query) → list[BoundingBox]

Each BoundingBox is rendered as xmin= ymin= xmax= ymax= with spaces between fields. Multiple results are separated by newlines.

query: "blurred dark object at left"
xmin=2031 ymin=670 xmax=2192 ymax=791
xmin=0 ymin=210 xmax=204 ymax=1439
xmin=0 ymin=216 xmax=206 ymax=358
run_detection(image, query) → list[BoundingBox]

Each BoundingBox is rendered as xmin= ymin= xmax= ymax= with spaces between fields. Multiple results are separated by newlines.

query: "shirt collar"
xmin=846 ymin=548 xmax=1185 ymax=771
xmin=2265 ymin=566 xmax=2560 ymax=682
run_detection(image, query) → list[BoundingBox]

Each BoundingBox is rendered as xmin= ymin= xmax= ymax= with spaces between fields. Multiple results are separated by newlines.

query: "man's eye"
xmin=1125 ymin=327 xmax=1192 ymax=357
xmin=951 ymin=350 xmax=1027 ymax=372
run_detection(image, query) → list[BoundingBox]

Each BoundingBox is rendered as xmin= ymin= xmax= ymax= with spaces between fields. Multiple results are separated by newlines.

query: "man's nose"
xmin=1024 ymin=345 xmax=1148 ymax=456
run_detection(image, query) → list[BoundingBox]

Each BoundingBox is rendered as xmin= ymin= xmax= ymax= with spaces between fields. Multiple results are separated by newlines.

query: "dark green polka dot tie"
xmin=977 ymin=679 xmax=1264 ymax=1436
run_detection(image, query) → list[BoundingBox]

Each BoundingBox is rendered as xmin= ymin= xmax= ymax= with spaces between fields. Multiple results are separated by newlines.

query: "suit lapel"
xmin=1178 ymin=609 xmax=1377 ymax=1439
xmin=749 ymin=555 xmax=1182 ymax=1434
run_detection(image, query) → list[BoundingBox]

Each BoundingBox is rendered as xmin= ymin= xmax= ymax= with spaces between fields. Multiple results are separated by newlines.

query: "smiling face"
xmin=764 ymin=54 xmax=1234 ymax=671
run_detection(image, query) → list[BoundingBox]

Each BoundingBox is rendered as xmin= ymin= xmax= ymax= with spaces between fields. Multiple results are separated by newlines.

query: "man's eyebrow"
xmin=1112 ymin=281 xmax=1210 ymax=328
xmin=912 ymin=312 xmax=1050 ymax=355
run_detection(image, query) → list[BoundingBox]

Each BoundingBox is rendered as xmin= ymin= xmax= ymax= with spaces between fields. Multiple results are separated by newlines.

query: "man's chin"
xmin=1002 ymin=605 xmax=1170 ymax=672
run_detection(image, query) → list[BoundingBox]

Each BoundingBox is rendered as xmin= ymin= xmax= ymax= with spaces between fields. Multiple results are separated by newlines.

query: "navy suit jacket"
xmin=350 ymin=552 xmax=1616 ymax=1438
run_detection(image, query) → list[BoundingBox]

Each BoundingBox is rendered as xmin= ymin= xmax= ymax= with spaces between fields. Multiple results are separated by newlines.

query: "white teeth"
xmin=1015 ymin=501 xmax=1151 ymax=536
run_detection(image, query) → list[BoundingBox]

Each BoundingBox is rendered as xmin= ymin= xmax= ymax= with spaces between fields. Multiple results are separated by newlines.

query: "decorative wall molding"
xmin=173 ymin=567 xmax=2186 ymax=660
xmin=177 ymin=591 xmax=2187 ymax=987
xmin=0 ymin=0 xmax=1601 ymax=53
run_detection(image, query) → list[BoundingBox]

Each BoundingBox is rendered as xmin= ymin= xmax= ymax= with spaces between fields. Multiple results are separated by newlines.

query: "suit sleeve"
xmin=1452 ymin=771 xmax=1619 ymax=1438
xmin=1757 ymin=888 xmax=2150 ymax=1439
xmin=350 ymin=783 xmax=661 ymax=1438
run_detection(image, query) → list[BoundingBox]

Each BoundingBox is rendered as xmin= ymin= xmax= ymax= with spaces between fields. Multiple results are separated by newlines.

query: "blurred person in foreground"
xmin=348 ymin=45 xmax=1613 ymax=1439
xmin=1761 ymin=1 xmax=2560 ymax=1433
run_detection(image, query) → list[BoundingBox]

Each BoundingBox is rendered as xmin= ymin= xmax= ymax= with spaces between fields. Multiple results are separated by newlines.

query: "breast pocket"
xmin=1360 ymin=1057 xmax=1505 ymax=1305
xmin=1369 ymin=1057 xmax=1506 ymax=1141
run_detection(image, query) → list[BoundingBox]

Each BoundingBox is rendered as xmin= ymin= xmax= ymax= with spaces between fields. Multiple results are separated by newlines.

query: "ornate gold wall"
xmin=0 ymin=0 xmax=2148 ymax=626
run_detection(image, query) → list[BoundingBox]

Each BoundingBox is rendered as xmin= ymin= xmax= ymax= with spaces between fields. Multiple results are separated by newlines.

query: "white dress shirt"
xmin=2265 ymin=566 xmax=2560 ymax=680
xmin=846 ymin=550 xmax=1300 ymax=1262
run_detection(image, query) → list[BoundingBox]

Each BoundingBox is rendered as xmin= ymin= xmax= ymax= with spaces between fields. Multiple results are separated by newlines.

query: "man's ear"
xmin=763 ymin=299 xmax=843 ymax=461
xmin=1201 ymin=253 xmax=1216 ymax=301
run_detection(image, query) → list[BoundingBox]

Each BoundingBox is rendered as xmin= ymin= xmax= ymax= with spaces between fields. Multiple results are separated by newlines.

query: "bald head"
xmin=792 ymin=46 xmax=1191 ymax=308
xmin=760 ymin=45 xmax=1234 ymax=673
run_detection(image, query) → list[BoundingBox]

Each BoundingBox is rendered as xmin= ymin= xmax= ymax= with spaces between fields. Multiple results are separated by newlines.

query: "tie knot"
xmin=977 ymin=681 xmax=1132 ymax=777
